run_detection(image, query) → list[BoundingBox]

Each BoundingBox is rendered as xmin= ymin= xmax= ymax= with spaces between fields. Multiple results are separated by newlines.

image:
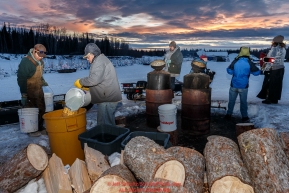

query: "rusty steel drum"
xmin=147 ymin=70 xmax=171 ymax=90
xmin=146 ymin=89 xmax=172 ymax=127
xmin=181 ymin=88 xmax=211 ymax=135
xmin=183 ymin=73 xmax=210 ymax=89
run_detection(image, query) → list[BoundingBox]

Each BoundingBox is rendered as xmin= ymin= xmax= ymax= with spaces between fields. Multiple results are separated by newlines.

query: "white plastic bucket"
xmin=18 ymin=108 xmax=39 ymax=133
xmin=44 ymin=92 xmax=54 ymax=112
xmin=65 ymin=88 xmax=91 ymax=111
xmin=158 ymin=104 xmax=177 ymax=132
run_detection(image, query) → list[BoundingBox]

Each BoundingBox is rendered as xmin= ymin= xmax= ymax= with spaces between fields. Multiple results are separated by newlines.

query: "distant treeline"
xmin=0 ymin=22 xmax=166 ymax=57
xmin=0 ymin=22 xmax=288 ymax=59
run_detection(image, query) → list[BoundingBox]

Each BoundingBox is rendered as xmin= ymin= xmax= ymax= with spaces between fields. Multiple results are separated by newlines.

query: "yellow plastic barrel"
xmin=43 ymin=108 xmax=86 ymax=165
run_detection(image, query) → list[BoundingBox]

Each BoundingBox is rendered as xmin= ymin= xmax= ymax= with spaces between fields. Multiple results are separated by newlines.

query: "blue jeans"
xmin=97 ymin=102 xmax=119 ymax=125
xmin=227 ymin=87 xmax=248 ymax=118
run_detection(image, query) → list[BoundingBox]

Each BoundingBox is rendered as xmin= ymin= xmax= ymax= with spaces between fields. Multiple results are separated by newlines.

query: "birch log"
xmin=204 ymin=135 xmax=254 ymax=193
xmin=166 ymin=146 xmax=205 ymax=193
xmin=238 ymin=128 xmax=289 ymax=193
xmin=123 ymin=136 xmax=185 ymax=184
xmin=0 ymin=144 xmax=48 ymax=193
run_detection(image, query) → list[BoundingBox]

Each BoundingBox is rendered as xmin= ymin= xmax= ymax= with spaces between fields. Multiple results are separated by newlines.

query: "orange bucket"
xmin=43 ymin=108 xmax=86 ymax=165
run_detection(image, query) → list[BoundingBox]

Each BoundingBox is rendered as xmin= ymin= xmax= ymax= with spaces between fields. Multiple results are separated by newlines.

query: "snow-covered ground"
xmin=1 ymin=53 xmax=289 ymax=164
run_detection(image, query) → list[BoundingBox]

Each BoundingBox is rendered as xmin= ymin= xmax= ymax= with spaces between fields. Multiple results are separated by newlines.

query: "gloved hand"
xmin=74 ymin=79 xmax=89 ymax=91
xmin=166 ymin=59 xmax=171 ymax=64
xmin=21 ymin=93 xmax=27 ymax=106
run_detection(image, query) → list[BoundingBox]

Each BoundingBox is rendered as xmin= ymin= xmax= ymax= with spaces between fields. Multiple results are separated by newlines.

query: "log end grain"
xmin=27 ymin=144 xmax=48 ymax=170
xmin=155 ymin=160 xmax=185 ymax=186
xmin=139 ymin=178 xmax=188 ymax=193
xmin=91 ymin=164 xmax=137 ymax=193
xmin=211 ymin=176 xmax=254 ymax=193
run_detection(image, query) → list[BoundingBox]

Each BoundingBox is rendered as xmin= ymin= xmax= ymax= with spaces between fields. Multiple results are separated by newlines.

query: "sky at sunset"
xmin=1 ymin=0 xmax=289 ymax=50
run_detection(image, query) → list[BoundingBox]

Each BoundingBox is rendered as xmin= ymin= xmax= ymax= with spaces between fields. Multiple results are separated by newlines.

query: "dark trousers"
xmin=170 ymin=77 xmax=175 ymax=91
xmin=257 ymin=68 xmax=284 ymax=101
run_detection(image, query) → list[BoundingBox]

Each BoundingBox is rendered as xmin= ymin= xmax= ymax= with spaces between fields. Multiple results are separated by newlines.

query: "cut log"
xmin=68 ymin=158 xmax=91 ymax=193
xmin=115 ymin=116 xmax=126 ymax=126
xmin=157 ymin=126 xmax=178 ymax=146
xmin=43 ymin=153 xmax=72 ymax=193
xmin=84 ymin=143 xmax=110 ymax=182
xmin=238 ymin=128 xmax=289 ymax=193
xmin=123 ymin=136 xmax=185 ymax=185
xmin=0 ymin=187 xmax=8 ymax=193
xmin=204 ymin=135 xmax=254 ymax=193
xmin=0 ymin=144 xmax=48 ymax=193
xmin=139 ymin=178 xmax=188 ymax=193
xmin=90 ymin=164 xmax=137 ymax=193
xmin=279 ymin=132 xmax=289 ymax=160
xmin=236 ymin=123 xmax=255 ymax=137
xmin=203 ymin=172 xmax=209 ymax=193
xmin=166 ymin=146 xmax=205 ymax=193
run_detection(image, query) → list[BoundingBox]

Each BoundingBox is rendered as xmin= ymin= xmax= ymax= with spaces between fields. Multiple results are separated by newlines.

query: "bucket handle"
xmin=65 ymin=119 xmax=79 ymax=132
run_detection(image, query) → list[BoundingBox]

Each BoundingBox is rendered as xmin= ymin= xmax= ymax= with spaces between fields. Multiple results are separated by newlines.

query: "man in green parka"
xmin=164 ymin=41 xmax=183 ymax=91
xmin=17 ymin=44 xmax=48 ymax=137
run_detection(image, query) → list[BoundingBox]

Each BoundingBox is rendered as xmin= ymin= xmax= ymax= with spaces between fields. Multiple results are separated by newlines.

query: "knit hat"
xmin=169 ymin=41 xmax=176 ymax=48
xmin=272 ymin=35 xmax=284 ymax=43
xmin=83 ymin=43 xmax=101 ymax=58
xmin=200 ymin=55 xmax=207 ymax=60
xmin=34 ymin=44 xmax=47 ymax=57
xmin=237 ymin=47 xmax=250 ymax=58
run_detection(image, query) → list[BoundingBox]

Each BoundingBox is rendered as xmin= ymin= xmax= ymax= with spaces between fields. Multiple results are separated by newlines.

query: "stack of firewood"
xmin=1 ymin=127 xmax=289 ymax=193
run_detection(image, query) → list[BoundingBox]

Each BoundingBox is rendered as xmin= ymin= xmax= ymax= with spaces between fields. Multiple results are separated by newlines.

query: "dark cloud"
xmin=113 ymin=26 xmax=289 ymax=49
xmin=0 ymin=0 xmax=288 ymax=49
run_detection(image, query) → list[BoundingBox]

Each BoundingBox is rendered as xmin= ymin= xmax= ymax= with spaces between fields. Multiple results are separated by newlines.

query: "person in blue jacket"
xmin=224 ymin=47 xmax=260 ymax=122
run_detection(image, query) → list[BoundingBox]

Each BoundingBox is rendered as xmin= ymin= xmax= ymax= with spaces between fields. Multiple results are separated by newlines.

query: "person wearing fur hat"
xmin=224 ymin=47 xmax=260 ymax=122
xmin=164 ymin=41 xmax=183 ymax=91
xmin=74 ymin=43 xmax=122 ymax=125
xmin=17 ymin=44 xmax=49 ymax=137
xmin=257 ymin=35 xmax=286 ymax=104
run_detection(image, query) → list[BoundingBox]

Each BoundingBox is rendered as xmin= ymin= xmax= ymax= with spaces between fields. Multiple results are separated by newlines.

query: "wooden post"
xmin=157 ymin=126 xmax=178 ymax=146
xmin=166 ymin=146 xmax=205 ymax=193
xmin=236 ymin=123 xmax=255 ymax=137
xmin=115 ymin=116 xmax=126 ymax=126
xmin=0 ymin=144 xmax=48 ymax=193
xmin=238 ymin=128 xmax=289 ymax=193
xmin=84 ymin=143 xmax=110 ymax=183
xmin=123 ymin=136 xmax=185 ymax=185
xmin=204 ymin=135 xmax=254 ymax=193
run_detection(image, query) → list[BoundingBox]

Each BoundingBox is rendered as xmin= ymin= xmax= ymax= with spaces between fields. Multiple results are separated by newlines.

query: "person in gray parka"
xmin=164 ymin=41 xmax=183 ymax=91
xmin=74 ymin=43 xmax=122 ymax=125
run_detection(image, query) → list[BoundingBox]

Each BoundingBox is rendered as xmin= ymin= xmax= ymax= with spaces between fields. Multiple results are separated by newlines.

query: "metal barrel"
xmin=147 ymin=70 xmax=171 ymax=90
xmin=146 ymin=89 xmax=172 ymax=127
xmin=181 ymin=88 xmax=211 ymax=135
